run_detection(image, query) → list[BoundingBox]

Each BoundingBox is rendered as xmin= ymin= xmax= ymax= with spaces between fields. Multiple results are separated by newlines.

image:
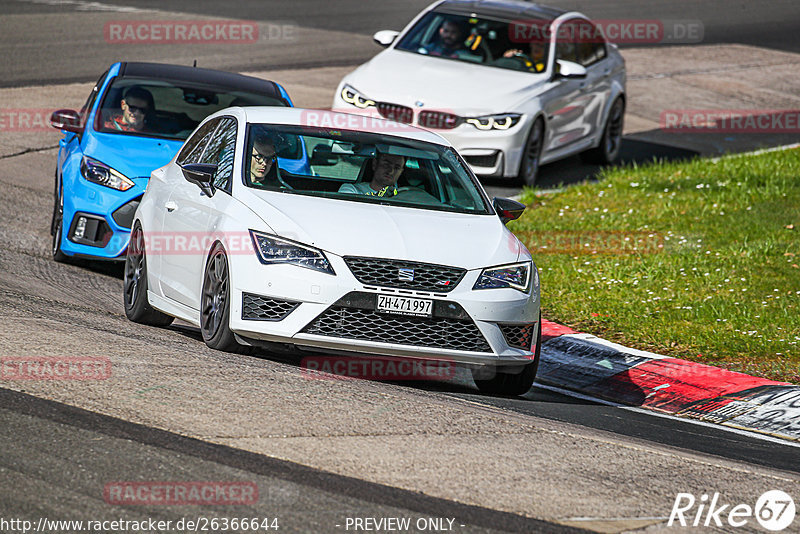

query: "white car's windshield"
xmin=244 ymin=124 xmax=492 ymax=215
xmin=395 ymin=11 xmax=552 ymax=74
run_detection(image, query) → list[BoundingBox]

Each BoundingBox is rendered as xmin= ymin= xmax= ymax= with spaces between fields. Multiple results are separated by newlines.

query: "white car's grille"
xmin=499 ymin=323 xmax=536 ymax=350
xmin=242 ymin=293 xmax=300 ymax=321
xmin=344 ymin=257 xmax=465 ymax=293
xmin=302 ymin=306 xmax=491 ymax=353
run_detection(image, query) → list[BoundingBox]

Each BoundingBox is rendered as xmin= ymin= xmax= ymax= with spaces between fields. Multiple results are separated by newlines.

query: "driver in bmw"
xmin=338 ymin=153 xmax=405 ymax=197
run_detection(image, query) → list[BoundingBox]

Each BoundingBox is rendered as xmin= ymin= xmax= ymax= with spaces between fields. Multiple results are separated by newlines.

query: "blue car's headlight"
xmin=474 ymin=262 xmax=531 ymax=292
xmin=249 ymin=230 xmax=335 ymax=275
xmin=465 ymin=114 xmax=522 ymax=131
xmin=340 ymin=84 xmax=376 ymax=109
xmin=80 ymin=156 xmax=135 ymax=191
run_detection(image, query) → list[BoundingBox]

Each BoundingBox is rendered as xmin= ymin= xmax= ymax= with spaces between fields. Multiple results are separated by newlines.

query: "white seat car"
xmin=333 ymin=0 xmax=626 ymax=185
xmin=124 ymin=107 xmax=541 ymax=395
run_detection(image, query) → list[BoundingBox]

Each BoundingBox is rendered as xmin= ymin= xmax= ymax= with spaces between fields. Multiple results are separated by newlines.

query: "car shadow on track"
xmin=165 ymin=323 xmax=614 ymax=405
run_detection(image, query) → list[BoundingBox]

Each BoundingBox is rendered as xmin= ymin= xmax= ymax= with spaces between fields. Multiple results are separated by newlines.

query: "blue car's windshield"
xmin=244 ymin=124 xmax=492 ymax=215
xmin=96 ymin=77 xmax=288 ymax=140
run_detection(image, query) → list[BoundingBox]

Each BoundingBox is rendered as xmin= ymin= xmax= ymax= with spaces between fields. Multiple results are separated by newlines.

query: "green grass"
xmin=511 ymin=148 xmax=800 ymax=383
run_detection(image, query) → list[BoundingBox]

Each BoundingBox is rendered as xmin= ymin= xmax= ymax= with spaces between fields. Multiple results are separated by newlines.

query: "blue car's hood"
xmin=84 ymin=131 xmax=185 ymax=179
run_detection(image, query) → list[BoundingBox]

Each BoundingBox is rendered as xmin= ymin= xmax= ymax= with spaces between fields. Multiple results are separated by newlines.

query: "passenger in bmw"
xmin=338 ymin=153 xmax=405 ymax=197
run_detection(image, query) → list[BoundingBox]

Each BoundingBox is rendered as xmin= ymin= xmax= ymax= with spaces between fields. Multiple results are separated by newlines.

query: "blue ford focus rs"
xmin=50 ymin=61 xmax=303 ymax=261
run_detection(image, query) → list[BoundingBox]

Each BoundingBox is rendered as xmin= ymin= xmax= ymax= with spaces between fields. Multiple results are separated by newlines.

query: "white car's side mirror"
xmin=373 ymin=30 xmax=399 ymax=48
xmin=556 ymin=60 xmax=587 ymax=78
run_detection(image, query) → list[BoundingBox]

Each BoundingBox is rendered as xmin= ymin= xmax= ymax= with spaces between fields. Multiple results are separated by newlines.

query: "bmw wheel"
xmin=472 ymin=315 xmax=541 ymax=396
xmin=200 ymin=243 xmax=239 ymax=352
xmin=517 ymin=118 xmax=544 ymax=187
xmin=583 ymin=97 xmax=625 ymax=164
xmin=123 ymin=223 xmax=174 ymax=326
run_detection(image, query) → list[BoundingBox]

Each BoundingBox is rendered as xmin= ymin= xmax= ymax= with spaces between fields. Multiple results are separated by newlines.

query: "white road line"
xmin=535 ymin=383 xmax=800 ymax=448
xmin=15 ymin=0 xmax=151 ymax=12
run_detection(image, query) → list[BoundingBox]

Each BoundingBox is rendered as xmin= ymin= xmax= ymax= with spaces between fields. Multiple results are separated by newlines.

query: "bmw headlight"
xmin=80 ymin=156 xmax=135 ymax=191
xmin=340 ymin=84 xmax=376 ymax=109
xmin=474 ymin=261 xmax=531 ymax=292
xmin=249 ymin=231 xmax=335 ymax=275
xmin=465 ymin=113 xmax=522 ymax=131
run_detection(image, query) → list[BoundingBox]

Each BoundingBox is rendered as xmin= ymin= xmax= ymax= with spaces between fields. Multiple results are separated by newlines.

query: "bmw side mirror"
xmin=556 ymin=60 xmax=587 ymax=79
xmin=556 ymin=59 xmax=586 ymax=78
xmin=373 ymin=30 xmax=399 ymax=48
xmin=50 ymin=109 xmax=83 ymax=133
xmin=493 ymin=197 xmax=526 ymax=224
xmin=180 ymin=163 xmax=217 ymax=197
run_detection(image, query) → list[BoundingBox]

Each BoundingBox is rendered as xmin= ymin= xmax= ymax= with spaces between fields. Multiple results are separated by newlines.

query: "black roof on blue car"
xmin=434 ymin=0 xmax=566 ymax=20
xmin=118 ymin=62 xmax=286 ymax=101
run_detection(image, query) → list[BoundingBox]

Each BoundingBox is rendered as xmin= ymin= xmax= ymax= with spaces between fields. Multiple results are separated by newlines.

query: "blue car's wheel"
xmin=51 ymin=178 xmax=68 ymax=263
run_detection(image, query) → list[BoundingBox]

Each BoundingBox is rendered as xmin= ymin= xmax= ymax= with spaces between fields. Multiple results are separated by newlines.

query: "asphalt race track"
xmin=1 ymin=1 xmax=800 ymax=532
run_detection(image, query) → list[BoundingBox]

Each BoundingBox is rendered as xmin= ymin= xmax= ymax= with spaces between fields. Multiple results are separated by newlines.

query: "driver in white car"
xmin=338 ymin=153 xmax=405 ymax=197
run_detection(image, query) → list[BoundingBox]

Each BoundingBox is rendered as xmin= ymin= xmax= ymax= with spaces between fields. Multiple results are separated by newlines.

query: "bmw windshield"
xmin=395 ymin=11 xmax=553 ymax=74
xmin=244 ymin=124 xmax=493 ymax=215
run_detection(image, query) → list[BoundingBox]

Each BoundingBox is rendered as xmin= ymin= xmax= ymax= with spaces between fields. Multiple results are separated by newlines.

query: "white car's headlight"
xmin=340 ymin=84 xmax=376 ymax=109
xmin=473 ymin=261 xmax=531 ymax=292
xmin=80 ymin=156 xmax=135 ymax=191
xmin=465 ymin=114 xmax=522 ymax=131
xmin=249 ymin=231 xmax=335 ymax=275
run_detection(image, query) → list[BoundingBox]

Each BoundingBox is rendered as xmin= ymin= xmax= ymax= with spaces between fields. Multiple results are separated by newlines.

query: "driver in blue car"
xmin=338 ymin=153 xmax=405 ymax=197
xmin=104 ymin=86 xmax=155 ymax=132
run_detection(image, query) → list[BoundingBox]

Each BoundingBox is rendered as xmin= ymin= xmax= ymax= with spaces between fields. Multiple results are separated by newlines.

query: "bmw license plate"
xmin=377 ymin=295 xmax=433 ymax=317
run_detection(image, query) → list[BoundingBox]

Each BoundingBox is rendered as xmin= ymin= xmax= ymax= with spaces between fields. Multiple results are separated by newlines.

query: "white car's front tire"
xmin=200 ymin=243 xmax=240 ymax=352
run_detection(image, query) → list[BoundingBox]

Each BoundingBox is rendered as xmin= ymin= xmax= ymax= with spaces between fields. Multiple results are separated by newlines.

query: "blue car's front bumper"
xmin=59 ymin=173 xmax=148 ymax=260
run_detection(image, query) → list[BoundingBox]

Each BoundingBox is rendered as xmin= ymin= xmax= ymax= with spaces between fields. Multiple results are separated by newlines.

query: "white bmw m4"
xmin=124 ymin=107 xmax=541 ymax=395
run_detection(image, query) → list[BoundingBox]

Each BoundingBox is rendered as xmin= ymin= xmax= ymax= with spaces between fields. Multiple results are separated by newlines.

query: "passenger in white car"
xmin=249 ymin=135 xmax=279 ymax=187
xmin=338 ymin=153 xmax=405 ymax=197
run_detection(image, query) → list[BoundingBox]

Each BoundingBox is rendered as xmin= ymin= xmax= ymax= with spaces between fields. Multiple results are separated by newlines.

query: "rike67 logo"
xmin=669 ymin=491 xmax=795 ymax=531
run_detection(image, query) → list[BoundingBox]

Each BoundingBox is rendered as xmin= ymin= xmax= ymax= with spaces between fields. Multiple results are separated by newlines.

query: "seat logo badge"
xmin=398 ymin=268 xmax=414 ymax=281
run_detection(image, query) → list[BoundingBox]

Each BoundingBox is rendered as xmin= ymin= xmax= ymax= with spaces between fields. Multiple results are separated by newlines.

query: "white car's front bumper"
xmin=227 ymin=251 xmax=540 ymax=368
